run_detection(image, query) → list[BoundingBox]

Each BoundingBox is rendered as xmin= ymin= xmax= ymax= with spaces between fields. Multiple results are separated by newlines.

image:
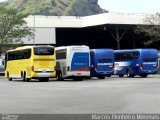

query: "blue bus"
xmin=114 ymin=49 xmax=158 ymax=78
xmin=90 ymin=49 xmax=114 ymax=79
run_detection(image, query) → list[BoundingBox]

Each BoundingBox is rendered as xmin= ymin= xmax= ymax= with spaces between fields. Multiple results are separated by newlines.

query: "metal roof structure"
xmin=25 ymin=12 xmax=149 ymax=28
xmin=25 ymin=16 xmax=83 ymax=28
xmin=23 ymin=12 xmax=155 ymax=47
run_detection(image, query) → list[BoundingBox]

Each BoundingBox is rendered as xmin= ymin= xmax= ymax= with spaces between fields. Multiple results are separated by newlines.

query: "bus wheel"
xmin=26 ymin=78 xmax=31 ymax=82
xmin=119 ymin=75 xmax=124 ymax=77
xmin=7 ymin=72 xmax=12 ymax=81
xmin=8 ymin=78 xmax=12 ymax=81
xmin=126 ymin=70 xmax=134 ymax=78
xmin=22 ymin=74 xmax=26 ymax=82
xmin=22 ymin=72 xmax=30 ymax=82
xmin=140 ymin=74 xmax=148 ymax=78
xmin=56 ymin=71 xmax=63 ymax=81
xmin=98 ymin=76 xmax=105 ymax=79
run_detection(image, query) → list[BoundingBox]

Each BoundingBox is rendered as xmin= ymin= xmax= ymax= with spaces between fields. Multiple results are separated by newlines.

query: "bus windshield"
xmin=114 ymin=51 xmax=139 ymax=61
xmin=34 ymin=47 xmax=54 ymax=55
xmin=143 ymin=58 xmax=157 ymax=62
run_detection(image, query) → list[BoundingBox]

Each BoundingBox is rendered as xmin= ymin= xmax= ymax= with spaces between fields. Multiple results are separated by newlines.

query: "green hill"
xmin=0 ymin=0 xmax=107 ymax=16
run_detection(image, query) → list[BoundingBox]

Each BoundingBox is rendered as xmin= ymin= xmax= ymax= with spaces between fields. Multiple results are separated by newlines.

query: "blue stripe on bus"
xmin=71 ymin=52 xmax=89 ymax=71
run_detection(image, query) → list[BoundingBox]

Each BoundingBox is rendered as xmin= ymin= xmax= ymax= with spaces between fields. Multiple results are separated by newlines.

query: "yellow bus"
xmin=5 ymin=45 xmax=56 ymax=82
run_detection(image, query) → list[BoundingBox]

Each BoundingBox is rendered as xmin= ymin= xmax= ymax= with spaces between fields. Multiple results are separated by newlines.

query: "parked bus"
xmin=5 ymin=45 xmax=56 ymax=82
xmin=158 ymin=51 xmax=160 ymax=74
xmin=0 ymin=55 xmax=5 ymax=75
xmin=56 ymin=45 xmax=90 ymax=81
xmin=90 ymin=49 xmax=114 ymax=79
xmin=114 ymin=49 xmax=158 ymax=78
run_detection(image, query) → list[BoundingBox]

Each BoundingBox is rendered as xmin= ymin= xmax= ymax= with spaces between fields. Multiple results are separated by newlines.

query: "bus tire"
xmin=8 ymin=78 xmax=12 ymax=81
xmin=7 ymin=72 xmax=12 ymax=81
xmin=119 ymin=75 xmax=124 ymax=77
xmin=126 ymin=70 xmax=134 ymax=78
xmin=22 ymin=73 xmax=26 ymax=82
xmin=26 ymin=78 xmax=31 ymax=82
xmin=22 ymin=72 xmax=30 ymax=82
xmin=56 ymin=71 xmax=63 ymax=81
xmin=98 ymin=76 xmax=105 ymax=79
xmin=140 ymin=74 xmax=148 ymax=78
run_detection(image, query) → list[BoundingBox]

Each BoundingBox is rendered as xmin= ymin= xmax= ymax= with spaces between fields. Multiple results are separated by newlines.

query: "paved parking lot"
xmin=0 ymin=75 xmax=160 ymax=114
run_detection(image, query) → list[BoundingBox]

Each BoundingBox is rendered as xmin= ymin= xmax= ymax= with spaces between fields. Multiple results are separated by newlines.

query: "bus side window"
xmin=115 ymin=53 xmax=121 ymax=61
xmin=127 ymin=53 xmax=132 ymax=60
xmin=123 ymin=52 xmax=127 ymax=60
xmin=56 ymin=49 xmax=67 ymax=60
xmin=23 ymin=49 xmax=31 ymax=59
xmin=8 ymin=52 xmax=14 ymax=60
xmin=114 ymin=53 xmax=117 ymax=60
xmin=131 ymin=52 xmax=139 ymax=59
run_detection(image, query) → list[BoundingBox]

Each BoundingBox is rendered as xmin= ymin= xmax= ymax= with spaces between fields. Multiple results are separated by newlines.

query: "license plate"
xmin=77 ymin=73 xmax=81 ymax=75
xmin=42 ymin=69 xmax=46 ymax=73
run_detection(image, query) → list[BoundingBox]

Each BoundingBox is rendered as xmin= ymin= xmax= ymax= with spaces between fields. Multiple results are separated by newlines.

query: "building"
xmin=24 ymin=13 xmax=156 ymax=49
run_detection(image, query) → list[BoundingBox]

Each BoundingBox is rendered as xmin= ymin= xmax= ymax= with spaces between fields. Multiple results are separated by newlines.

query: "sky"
xmin=98 ymin=0 xmax=160 ymax=13
xmin=0 ymin=0 xmax=160 ymax=14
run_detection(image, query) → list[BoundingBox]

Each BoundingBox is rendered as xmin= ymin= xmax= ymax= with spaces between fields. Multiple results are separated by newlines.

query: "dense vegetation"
xmin=0 ymin=0 xmax=107 ymax=16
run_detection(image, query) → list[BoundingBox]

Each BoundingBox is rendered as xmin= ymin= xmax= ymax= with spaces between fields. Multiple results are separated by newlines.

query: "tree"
xmin=134 ymin=13 xmax=160 ymax=46
xmin=0 ymin=7 xmax=33 ymax=54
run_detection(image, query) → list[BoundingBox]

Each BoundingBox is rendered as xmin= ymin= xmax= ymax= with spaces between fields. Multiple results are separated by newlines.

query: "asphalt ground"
xmin=0 ymin=75 xmax=160 ymax=114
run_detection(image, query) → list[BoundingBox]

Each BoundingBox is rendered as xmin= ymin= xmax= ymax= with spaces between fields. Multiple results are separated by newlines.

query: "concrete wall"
xmin=22 ymin=27 xmax=56 ymax=45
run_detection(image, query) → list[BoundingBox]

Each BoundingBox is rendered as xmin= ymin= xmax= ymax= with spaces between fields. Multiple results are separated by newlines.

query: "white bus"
xmin=0 ymin=55 xmax=5 ymax=74
xmin=56 ymin=45 xmax=90 ymax=81
xmin=158 ymin=51 xmax=160 ymax=74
